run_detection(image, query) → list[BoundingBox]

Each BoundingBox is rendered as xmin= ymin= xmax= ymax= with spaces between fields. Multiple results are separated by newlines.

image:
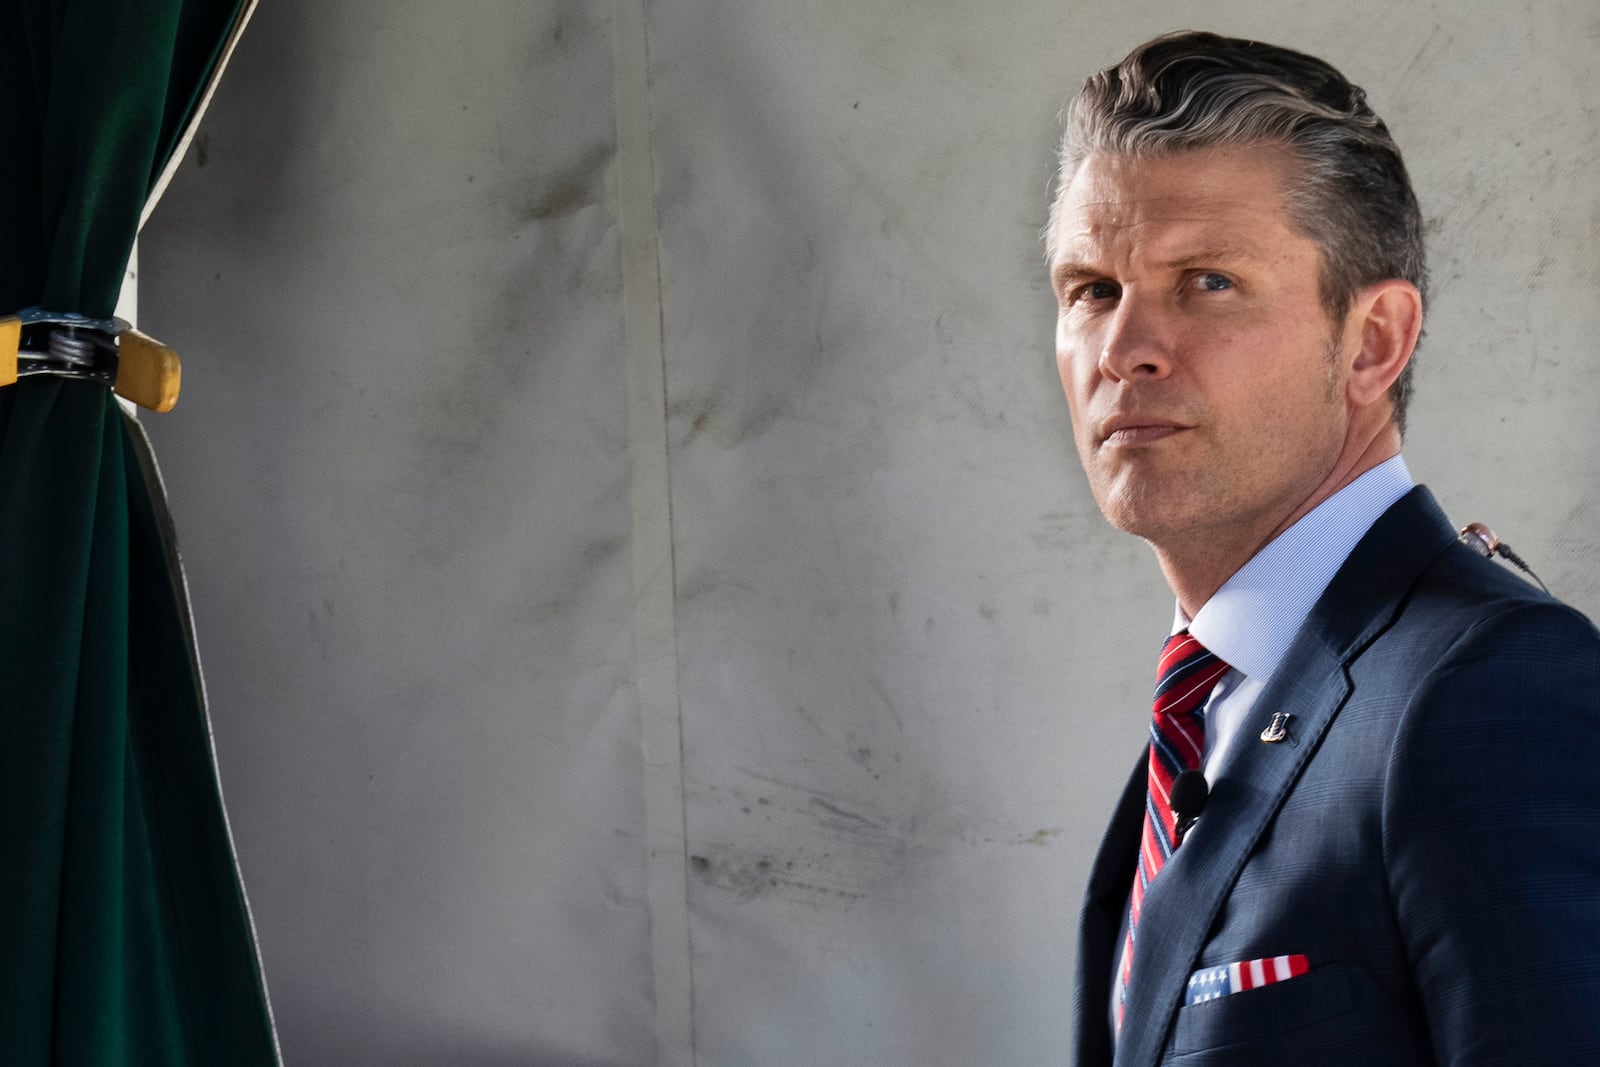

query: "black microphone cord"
xmin=1459 ymin=522 xmax=1549 ymax=594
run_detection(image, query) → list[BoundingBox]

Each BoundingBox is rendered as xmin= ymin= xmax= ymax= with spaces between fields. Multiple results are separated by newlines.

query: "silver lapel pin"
xmin=1259 ymin=712 xmax=1292 ymax=744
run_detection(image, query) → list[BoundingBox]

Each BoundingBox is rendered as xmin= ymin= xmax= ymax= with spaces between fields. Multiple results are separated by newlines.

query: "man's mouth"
xmin=1099 ymin=416 xmax=1189 ymax=446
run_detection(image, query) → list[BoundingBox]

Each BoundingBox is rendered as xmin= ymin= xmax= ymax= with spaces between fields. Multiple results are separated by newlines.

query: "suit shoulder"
xmin=1346 ymin=541 xmax=1599 ymax=717
xmin=1394 ymin=540 xmax=1598 ymax=651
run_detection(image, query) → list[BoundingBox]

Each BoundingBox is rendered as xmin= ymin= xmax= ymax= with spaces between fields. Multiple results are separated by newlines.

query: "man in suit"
xmin=1048 ymin=31 xmax=1600 ymax=1065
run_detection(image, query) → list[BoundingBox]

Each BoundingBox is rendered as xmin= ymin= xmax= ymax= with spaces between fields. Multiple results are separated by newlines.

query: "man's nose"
xmin=1097 ymin=294 xmax=1174 ymax=382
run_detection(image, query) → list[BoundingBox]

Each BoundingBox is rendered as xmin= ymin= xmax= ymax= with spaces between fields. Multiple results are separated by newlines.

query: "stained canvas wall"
xmin=139 ymin=2 xmax=1600 ymax=1063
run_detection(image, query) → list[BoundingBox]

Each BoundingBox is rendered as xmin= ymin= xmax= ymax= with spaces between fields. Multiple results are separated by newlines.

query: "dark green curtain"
xmin=0 ymin=1 xmax=277 ymax=1062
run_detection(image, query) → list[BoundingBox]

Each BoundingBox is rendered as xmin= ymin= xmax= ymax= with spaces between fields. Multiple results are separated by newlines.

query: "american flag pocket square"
xmin=1185 ymin=954 xmax=1310 ymax=1005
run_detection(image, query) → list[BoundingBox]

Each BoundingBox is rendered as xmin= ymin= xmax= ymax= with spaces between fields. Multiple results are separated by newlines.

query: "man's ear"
xmin=1345 ymin=279 xmax=1423 ymax=408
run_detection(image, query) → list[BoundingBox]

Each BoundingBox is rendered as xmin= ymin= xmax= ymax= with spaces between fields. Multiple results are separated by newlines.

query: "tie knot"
xmin=1153 ymin=631 xmax=1229 ymax=720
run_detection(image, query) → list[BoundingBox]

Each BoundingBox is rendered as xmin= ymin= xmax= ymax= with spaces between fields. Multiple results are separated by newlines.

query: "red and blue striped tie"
xmin=1116 ymin=631 xmax=1230 ymax=1033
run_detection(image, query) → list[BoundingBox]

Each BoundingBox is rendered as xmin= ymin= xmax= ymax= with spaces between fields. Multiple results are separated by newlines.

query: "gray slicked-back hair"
xmin=1049 ymin=31 xmax=1427 ymax=433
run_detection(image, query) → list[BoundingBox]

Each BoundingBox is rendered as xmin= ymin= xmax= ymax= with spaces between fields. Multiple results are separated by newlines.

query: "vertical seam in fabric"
xmin=612 ymin=3 xmax=695 ymax=1066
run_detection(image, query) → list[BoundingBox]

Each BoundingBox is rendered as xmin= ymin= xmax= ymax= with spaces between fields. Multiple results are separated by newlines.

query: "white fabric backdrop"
xmin=140 ymin=2 xmax=1599 ymax=1063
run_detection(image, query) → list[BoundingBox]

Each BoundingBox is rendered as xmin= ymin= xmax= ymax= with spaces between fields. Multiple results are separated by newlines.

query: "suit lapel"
xmin=1072 ymin=749 xmax=1146 ymax=1067
xmin=1109 ymin=486 xmax=1459 ymax=1067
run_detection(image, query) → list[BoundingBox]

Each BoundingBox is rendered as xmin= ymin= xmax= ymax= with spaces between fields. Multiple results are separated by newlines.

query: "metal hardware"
xmin=1259 ymin=712 xmax=1291 ymax=744
xmin=1457 ymin=522 xmax=1550 ymax=593
xmin=1458 ymin=522 xmax=1498 ymax=558
xmin=1 ymin=307 xmax=181 ymax=412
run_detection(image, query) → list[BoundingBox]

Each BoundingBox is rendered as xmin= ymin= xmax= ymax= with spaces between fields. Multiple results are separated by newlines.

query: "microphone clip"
xmin=1459 ymin=522 xmax=1549 ymax=593
xmin=1170 ymin=769 xmax=1209 ymax=840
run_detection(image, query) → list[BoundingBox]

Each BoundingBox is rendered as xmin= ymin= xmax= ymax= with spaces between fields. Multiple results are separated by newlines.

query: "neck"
xmin=1157 ymin=425 xmax=1403 ymax=618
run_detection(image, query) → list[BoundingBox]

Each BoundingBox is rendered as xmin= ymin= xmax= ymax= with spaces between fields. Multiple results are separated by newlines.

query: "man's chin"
xmin=1091 ymin=491 xmax=1199 ymax=546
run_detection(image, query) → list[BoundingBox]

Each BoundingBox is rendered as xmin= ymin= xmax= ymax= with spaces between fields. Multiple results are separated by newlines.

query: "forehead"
xmin=1049 ymin=145 xmax=1304 ymax=267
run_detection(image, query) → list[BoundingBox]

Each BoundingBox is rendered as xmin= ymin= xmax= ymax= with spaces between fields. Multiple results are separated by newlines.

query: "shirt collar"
xmin=1178 ymin=455 xmax=1413 ymax=682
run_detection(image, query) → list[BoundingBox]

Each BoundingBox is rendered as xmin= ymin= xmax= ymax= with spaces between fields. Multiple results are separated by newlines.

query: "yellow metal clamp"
xmin=0 ymin=308 xmax=181 ymax=413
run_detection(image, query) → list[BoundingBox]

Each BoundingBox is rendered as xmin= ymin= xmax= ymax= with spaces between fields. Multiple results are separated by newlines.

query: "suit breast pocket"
xmin=1169 ymin=961 xmax=1352 ymax=1055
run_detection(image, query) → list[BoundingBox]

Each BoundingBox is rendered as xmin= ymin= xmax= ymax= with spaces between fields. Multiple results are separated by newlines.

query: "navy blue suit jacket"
xmin=1072 ymin=486 xmax=1600 ymax=1066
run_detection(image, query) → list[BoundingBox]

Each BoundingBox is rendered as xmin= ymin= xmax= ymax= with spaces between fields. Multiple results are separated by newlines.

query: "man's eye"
xmin=1194 ymin=272 xmax=1233 ymax=292
xmin=1077 ymin=280 xmax=1119 ymax=302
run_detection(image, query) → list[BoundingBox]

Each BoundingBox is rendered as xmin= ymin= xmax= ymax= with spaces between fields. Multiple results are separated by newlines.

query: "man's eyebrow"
xmin=1051 ymin=262 xmax=1100 ymax=290
xmin=1160 ymin=243 xmax=1263 ymax=270
xmin=1051 ymin=244 xmax=1266 ymax=290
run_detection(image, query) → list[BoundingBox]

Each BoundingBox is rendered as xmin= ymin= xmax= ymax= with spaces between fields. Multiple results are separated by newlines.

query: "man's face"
xmin=1049 ymin=144 xmax=1357 ymax=553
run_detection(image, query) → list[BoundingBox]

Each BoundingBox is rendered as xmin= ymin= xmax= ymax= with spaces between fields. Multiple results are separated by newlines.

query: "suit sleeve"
xmin=1383 ymin=601 xmax=1600 ymax=1063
